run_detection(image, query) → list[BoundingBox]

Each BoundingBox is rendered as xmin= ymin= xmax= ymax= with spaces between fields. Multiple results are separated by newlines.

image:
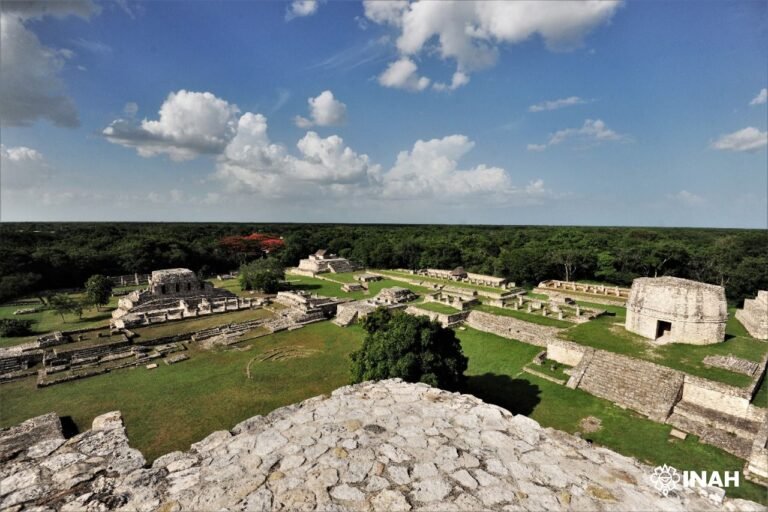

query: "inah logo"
xmin=649 ymin=464 xmax=740 ymax=497
xmin=650 ymin=464 xmax=681 ymax=497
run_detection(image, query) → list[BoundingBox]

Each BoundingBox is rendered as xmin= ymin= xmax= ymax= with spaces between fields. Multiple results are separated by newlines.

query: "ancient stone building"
xmin=297 ymin=249 xmax=356 ymax=274
xmin=625 ymin=277 xmax=727 ymax=345
xmin=1 ymin=380 xmax=760 ymax=511
xmin=736 ymin=291 xmax=768 ymax=340
xmin=111 ymin=268 xmax=248 ymax=329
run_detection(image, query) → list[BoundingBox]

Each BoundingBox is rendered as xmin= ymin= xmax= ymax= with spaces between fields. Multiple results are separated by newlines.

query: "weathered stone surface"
xmin=1 ymin=380 xmax=764 ymax=511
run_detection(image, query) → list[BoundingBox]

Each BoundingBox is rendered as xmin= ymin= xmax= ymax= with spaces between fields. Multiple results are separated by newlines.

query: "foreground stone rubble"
xmin=0 ymin=380 xmax=764 ymax=511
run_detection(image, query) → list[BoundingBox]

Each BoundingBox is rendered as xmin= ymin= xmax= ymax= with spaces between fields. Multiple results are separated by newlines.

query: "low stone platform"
xmin=1 ymin=380 xmax=764 ymax=511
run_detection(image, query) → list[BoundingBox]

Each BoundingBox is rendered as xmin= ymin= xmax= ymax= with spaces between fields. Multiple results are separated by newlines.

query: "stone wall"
xmin=736 ymin=291 xmax=768 ymax=340
xmin=1 ymin=380 xmax=761 ymax=511
xmin=465 ymin=310 xmax=561 ymax=347
xmin=546 ymin=339 xmax=586 ymax=367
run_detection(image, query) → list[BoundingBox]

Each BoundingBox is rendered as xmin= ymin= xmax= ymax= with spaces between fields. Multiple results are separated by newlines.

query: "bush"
xmin=0 ymin=318 xmax=34 ymax=337
xmin=350 ymin=308 xmax=468 ymax=390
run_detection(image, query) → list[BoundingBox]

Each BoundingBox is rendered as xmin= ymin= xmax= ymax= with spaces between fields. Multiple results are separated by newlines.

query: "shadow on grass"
xmin=59 ymin=416 xmax=80 ymax=438
xmin=291 ymin=284 xmax=322 ymax=292
xmin=464 ymin=373 xmax=541 ymax=416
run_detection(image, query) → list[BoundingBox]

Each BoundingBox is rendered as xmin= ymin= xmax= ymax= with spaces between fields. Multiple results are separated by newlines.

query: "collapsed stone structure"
xmin=737 ymin=291 xmax=768 ymax=340
xmin=625 ymin=277 xmax=728 ymax=345
xmin=274 ymin=291 xmax=345 ymax=321
xmin=110 ymin=269 xmax=251 ymax=329
xmin=536 ymin=280 xmax=630 ymax=306
xmin=297 ymin=250 xmax=357 ymax=275
xmin=2 ymin=380 xmax=762 ymax=512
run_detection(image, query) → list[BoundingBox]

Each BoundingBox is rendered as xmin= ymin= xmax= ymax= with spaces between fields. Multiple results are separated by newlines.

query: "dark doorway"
xmin=656 ymin=320 xmax=672 ymax=339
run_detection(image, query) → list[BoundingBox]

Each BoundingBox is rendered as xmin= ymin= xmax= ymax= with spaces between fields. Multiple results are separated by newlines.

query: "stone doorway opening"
xmin=656 ymin=320 xmax=672 ymax=339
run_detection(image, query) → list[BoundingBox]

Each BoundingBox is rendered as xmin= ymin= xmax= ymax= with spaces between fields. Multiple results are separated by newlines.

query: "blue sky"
xmin=1 ymin=0 xmax=766 ymax=227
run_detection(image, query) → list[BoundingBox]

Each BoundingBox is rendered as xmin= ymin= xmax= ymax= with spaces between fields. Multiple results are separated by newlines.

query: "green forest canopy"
xmin=1 ymin=223 xmax=765 ymax=305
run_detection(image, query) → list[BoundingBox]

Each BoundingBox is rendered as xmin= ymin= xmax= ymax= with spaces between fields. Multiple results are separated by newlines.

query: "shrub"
xmin=0 ymin=318 xmax=34 ymax=337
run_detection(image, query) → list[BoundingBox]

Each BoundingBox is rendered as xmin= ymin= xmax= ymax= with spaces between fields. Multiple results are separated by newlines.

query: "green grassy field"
xmin=561 ymin=305 xmax=768 ymax=388
xmin=132 ymin=308 xmax=274 ymax=340
xmin=473 ymin=304 xmax=571 ymax=328
xmin=412 ymin=301 xmax=461 ymax=314
xmin=0 ymin=322 xmax=364 ymax=462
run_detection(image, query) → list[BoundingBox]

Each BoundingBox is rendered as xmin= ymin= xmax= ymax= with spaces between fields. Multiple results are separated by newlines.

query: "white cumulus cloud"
xmin=529 ymin=119 xmax=628 ymax=151
xmin=365 ymin=0 xmax=621 ymax=92
xmin=0 ymin=145 xmax=50 ymax=189
xmin=711 ymin=127 xmax=768 ymax=153
xmin=103 ymin=90 xmax=240 ymax=161
xmin=286 ymin=0 xmax=318 ymax=20
xmin=378 ymin=57 xmax=430 ymax=91
xmin=669 ymin=190 xmax=705 ymax=207
xmin=0 ymin=1 xmax=98 ymax=127
xmin=750 ymin=88 xmax=767 ymax=106
xmin=294 ymin=90 xmax=347 ymax=128
xmin=529 ymin=96 xmax=587 ymax=112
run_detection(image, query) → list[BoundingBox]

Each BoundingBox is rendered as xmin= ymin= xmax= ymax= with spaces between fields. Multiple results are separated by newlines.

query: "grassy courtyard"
xmin=286 ymin=274 xmax=431 ymax=300
xmin=0 ymin=321 xmax=364 ymax=462
xmin=412 ymin=301 xmax=462 ymax=314
xmin=373 ymin=269 xmax=507 ymax=294
xmin=561 ymin=305 xmax=768 ymax=389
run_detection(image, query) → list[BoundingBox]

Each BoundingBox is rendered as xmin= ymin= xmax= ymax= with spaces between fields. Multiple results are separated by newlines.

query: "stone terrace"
xmin=1 ymin=380 xmax=764 ymax=511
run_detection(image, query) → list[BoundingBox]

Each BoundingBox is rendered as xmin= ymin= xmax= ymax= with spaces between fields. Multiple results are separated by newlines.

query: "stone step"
xmin=672 ymin=401 xmax=761 ymax=437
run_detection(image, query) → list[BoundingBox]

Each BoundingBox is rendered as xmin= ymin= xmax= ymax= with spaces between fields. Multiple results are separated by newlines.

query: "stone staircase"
xmin=666 ymin=401 xmax=761 ymax=459
xmin=333 ymin=308 xmax=358 ymax=327
xmin=327 ymin=260 xmax=354 ymax=273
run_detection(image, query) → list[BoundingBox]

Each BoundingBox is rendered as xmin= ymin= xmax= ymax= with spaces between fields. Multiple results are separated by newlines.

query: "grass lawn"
xmin=0 ymin=321 xmax=364 ymax=463
xmin=413 ymin=301 xmax=461 ymax=314
xmin=287 ymin=274 xmax=430 ymax=300
xmin=561 ymin=306 xmax=768 ymax=389
xmin=473 ymin=304 xmax=571 ymax=329
xmin=457 ymin=327 xmax=768 ymax=505
xmin=0 ymin=292 xmax=125 ymax=348
xmin=753 ymin=376 xmax=768 ymax=408
xmin=373 ymin=269 xmax=505 ymax=294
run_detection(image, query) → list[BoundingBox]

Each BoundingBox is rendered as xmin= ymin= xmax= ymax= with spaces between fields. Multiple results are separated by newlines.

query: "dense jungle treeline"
xmin=1 ymin=223 xmax=766 ymax=305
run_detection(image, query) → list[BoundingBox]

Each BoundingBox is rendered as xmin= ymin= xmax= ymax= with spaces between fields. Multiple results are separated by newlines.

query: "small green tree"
xmin=350 ymin=308 xmax=468 ymax=391
xmin=84 ymin=274 xmax=113 ymax=311
xmin=239 ymin=257 xmax=285 ymax=293
xmin=49 ymin=294 xmax=79 ymax=322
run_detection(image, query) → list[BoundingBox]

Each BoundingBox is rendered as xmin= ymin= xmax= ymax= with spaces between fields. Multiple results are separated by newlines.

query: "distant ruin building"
xmin=296 ymin=249 xmax=357 ymax=274
xmin=111 ymin=269 xmax=251 ymax=329
xmin=419 ymin=267 xmax=509 ymax=288
xmin=625 ymin=277 xmax=727 ymax=345
xmin=736 ymin=291 xmax=768 ymax=340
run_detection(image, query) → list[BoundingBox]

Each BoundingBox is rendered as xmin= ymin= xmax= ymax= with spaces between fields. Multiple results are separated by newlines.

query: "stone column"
xmin=576 ymin=306 xmax=581 ymax=317
xmin=542 ymin=309 xmax=548 ymax=317
xmin=527 ymin=304 xmax=532 ymax=313
xmin=558 ymin=311 xmax=564 ymax=320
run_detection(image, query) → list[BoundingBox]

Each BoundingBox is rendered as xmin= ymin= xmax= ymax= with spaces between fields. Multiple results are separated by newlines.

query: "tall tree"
xmin=84 ymin=274 xmax=113 ymax=311
xmin=240 ymin=257 xmax=285 ymax=293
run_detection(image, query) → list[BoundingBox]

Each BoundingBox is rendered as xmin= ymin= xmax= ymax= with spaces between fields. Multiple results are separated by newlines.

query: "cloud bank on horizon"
xmin=0 ymin=0 xmax=766 ymax=228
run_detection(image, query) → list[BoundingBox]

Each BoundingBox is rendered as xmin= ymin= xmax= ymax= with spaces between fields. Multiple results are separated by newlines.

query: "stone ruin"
xmin=333 ymin=288 xmax=416 ymax=327
xmin=536 ymin=280 xmax=630 ymax=306
xmin=736 ymin=291 xmax=768 ymax=340
xmin=110 ymin=268 xmax=253 ymax=329
xmin=424 ymin=289 xmax=479 ymax=311
xmin=419 ymin=267 xmax=511 ymax=288
xmin=297 ymin=249 xmax=357 ymax=275
xmin=1 ymin=380 xmax=762 ymax=511
xmin=274 ymin=291 xmax=345 ymax=322
xmin=625 ymin=277 xmax=728 ymax=345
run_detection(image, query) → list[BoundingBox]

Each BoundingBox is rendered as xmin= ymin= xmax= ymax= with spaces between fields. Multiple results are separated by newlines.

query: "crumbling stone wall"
xmin=0 ymin=380 xmax=759 ymax=511
xmin=736 ymin=291 xmax=768 ymax=340
xmin=465 ymin=310 xmax=561 ymax=347
xmin=404 ymin=306 xmax=469 ymax=327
